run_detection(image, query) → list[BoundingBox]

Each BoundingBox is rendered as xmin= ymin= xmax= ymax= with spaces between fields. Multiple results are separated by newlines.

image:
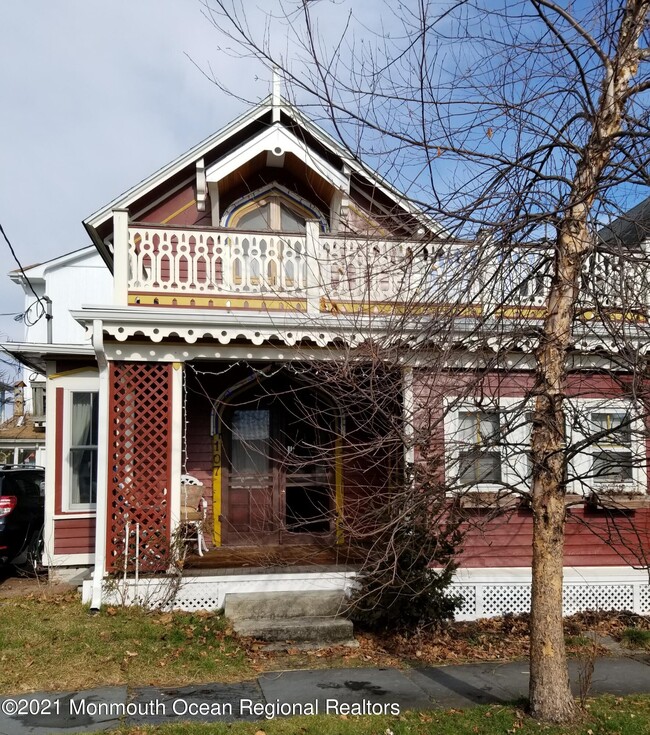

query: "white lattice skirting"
xmin=452 ymin=567 xmax=650 ymax=620
xmin=82 ymin=570 xmax=358 ymax=611
xmin=82 ymin=566 xmax=650 ymax=620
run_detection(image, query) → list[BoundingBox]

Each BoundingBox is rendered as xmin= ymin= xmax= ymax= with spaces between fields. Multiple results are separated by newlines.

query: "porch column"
xmin=112 ymin=208 xmax=129 ymax=306
xmin=403 ymin=366 xmax=415 ymax=467
xmin=90 ymin=320 xmax=109 ymax=609
xmin=304 ymin=219 xmax=321 ymax=315
xmin=169 ymin=362 xmax=184 ymax=534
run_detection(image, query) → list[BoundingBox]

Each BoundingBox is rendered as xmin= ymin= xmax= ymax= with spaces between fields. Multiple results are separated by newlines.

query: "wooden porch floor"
xmin=184 ymin=544 xmax=365 ymax=571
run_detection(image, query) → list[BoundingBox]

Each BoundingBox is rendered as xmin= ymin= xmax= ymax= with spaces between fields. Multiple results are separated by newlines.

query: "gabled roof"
xmin=598 ymin=195 xmax=650 ymax=248
xmin=83 ymin=95 xmax=447 ymax=268
xmin=9 ymin=246 xmax=102 ymax=285
xmin=0 ymin=414 xmax=44 ymax=442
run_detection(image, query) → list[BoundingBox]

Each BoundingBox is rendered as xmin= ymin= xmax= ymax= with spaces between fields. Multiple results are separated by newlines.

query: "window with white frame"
xmin=447 ymin=396 xmax=647 ymax=495
xmin=68 ymin=391 xmax=99 ymax=508
xmin=565 ymin=401 xmax=645 ymax=493
xmin=447 ymin=399 xmax=531 ymax=491
xmin=457 ymin=410 xmax=502 ymax=484
xmin=589 ymin=411 xmax=633 ymax=484
xmin=221 ymin=184 xmax=329 ymax=233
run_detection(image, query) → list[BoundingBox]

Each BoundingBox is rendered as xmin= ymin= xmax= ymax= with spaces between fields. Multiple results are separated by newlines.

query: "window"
xmin=588 ymin=410 xmax=634 ymax=485
xmin=31 ymin=383 xmax=46 ymax=418
xmin=236 ymin=202 xmax=273 ymax=231
xmin=446 ymin=398 xmax=532 ymax=491
xmin=230 ymin=195 xmax=306 ymax=232
xmin=562 ymin=400 xmax=645 ymax=495
xmin=68 ymin=391 xmax=98 ymax=507
xmin=221 ymin=184 xmax=328 ymax=232
xmin=447 ymin=397 xmax=646 ymax=496
xmin=231 ymin=409 xmax=270 ymax=475
xmin=458 ymin=411 xmax=502 ymax=484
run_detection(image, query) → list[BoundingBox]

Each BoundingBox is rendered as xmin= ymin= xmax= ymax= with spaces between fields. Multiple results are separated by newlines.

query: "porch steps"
xmin=224 ymin=591 xmax=355 ymax=646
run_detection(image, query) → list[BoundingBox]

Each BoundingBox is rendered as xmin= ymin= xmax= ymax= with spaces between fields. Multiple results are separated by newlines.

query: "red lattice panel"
xmin=107 ymin=362 xmax=172 ymax=573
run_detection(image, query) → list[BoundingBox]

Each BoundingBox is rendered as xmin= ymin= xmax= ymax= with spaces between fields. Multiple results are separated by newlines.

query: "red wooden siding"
xmin=106 ymin=362 xmax=173 ymax=572
xmin=139 ymin=183 xmax=210 ymax=228
xmin=460 ymin=508 xmax=650 ymax=568
xmin=53 ymin=518 xmax=96 ymax=555
xmin=184 ymin=387 xmax=214 ymax=522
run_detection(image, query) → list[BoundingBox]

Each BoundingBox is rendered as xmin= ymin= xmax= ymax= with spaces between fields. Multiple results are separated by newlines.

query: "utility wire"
xmin=0 ymin=222 xmax=47 ymax=326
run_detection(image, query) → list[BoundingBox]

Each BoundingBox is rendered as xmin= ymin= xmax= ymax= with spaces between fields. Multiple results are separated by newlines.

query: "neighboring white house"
xmin=1 ymin=247 xmax=112 ymax=467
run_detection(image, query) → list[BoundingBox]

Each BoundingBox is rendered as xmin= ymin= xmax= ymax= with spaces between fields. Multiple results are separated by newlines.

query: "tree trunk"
xmin=528 ymin=0 xmax=648 ymax=722
xmin=530 ymin=487 xmax=573 ymax=720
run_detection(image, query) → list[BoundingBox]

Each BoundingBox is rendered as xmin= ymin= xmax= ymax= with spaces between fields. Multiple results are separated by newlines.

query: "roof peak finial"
xmin=272 ymin=65 xmax=281 ymax=122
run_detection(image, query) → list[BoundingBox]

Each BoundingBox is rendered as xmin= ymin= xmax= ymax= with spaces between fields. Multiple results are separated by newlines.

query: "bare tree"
xmin=200 ymin=0 xmax=650 ymax=723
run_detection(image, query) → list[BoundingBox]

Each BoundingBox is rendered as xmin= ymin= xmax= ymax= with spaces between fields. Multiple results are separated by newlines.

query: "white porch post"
xmin=403 ymin=366 xmax=415 ymax=467
xmin=90 ymin=319 xmax=109 ymax=610
xmin=112 ymin=208 xmax=130 ymax=306
xmin=304 ymin=219 xmax=321 ymax=315
xmin=169 ymin=362 xmax=184 ymax=534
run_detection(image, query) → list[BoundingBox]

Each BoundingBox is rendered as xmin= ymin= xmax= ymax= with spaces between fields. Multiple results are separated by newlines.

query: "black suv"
xmin=0 ymin=465 xmax=45 ymax=568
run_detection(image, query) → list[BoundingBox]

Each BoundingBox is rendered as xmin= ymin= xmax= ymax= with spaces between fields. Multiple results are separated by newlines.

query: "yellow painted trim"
xmin=48 ymin=367 xmax=99 ymax=380
xmin=579 ymin=309 xmax=647 ymax=323
xmin=335 ymin=429 xmax=344 ymax=545
xmin=495 ymin=306 xmax=547 ymax=319
xmin=129 ymin=292 xmax=307 ymax=311
xmin=161 ymin=199 xmax=196 ymax=225
xmin=212 ymin=434 xmax=222 ymax=547
xmin=320 ymin=298 xmax=483 ymax=318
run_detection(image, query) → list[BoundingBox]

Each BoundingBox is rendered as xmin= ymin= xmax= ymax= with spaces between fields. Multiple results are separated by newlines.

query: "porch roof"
xmin=0 ymin=342 xmax=94 ymax=374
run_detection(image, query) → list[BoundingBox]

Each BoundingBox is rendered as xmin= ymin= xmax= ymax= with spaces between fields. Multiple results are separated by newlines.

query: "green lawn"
xmin=0 ymin=592 xmax=250 ymax=694
xmin=99 ymin=696 xmax=650 ymax=735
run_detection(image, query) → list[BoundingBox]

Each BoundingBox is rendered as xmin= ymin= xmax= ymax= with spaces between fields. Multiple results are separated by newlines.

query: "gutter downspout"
xmin=44 ymin=296 xmax=52 ymax=344
xmin=90 ymin=318 xmax=109 ymax=611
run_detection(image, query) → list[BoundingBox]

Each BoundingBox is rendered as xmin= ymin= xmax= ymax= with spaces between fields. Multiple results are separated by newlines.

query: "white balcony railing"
xmin=112 ymin=216 xmax=650 ymax=318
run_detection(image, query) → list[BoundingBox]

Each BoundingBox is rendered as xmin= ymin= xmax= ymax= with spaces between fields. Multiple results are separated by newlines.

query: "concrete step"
xmin=224 ymin=590 xmax=348 ymax=621
xmin=233 ymin=615 xmax=355 ymax=643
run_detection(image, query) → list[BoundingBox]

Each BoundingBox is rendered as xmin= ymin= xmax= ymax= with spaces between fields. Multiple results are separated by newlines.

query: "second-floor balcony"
xmin=111 ymin=219 xmax=650 ymax=323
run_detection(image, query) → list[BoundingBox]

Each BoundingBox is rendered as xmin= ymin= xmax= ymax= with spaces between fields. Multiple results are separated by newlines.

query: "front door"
xmin=222 ymin=394 xmax=334 ymax=546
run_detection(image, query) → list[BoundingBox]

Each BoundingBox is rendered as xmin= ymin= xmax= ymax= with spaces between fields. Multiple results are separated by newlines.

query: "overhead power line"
xmin=0 ymin=222 xmax=47 ymax=326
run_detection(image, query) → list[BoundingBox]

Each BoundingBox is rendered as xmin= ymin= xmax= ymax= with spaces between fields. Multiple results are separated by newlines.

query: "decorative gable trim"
xmin=205 ymin=123 xmax=349 ymax=192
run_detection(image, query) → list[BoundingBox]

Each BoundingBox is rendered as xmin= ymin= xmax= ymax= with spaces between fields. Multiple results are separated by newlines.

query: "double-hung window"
xmin=448 ymin=398 xmax=532 ymax=492
xmin=457 ymin=411 xmax=502 ymax=484
xmin=68 ymin=391 xmax=99 ymax=508
xmin=589 ymin=411 xmax=633 ymax=485
xmin=563 ymin=400 xmax=644 ymax=495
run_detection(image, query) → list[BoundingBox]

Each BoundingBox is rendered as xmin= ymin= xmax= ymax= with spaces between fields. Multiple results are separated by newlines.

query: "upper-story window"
xmin=221 ymin=184 xmax=329 ymax=233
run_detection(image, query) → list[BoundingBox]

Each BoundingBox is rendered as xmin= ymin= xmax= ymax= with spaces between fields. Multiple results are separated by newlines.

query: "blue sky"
xmin=0 ymin=1 xmax=271 ymax=340
xmin=1 ymin=1 xmax=647 ymax=345
xmin=0 ymin=0 xmax=385 ymax=343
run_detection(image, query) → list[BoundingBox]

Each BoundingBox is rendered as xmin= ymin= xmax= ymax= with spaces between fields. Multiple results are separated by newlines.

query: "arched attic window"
xmin=221 ymin=184 xmax=329 ymax=233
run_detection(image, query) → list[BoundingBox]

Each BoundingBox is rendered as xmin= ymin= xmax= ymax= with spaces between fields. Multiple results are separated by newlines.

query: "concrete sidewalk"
xmin=2 ymin=656 xmax=650 ymax=734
